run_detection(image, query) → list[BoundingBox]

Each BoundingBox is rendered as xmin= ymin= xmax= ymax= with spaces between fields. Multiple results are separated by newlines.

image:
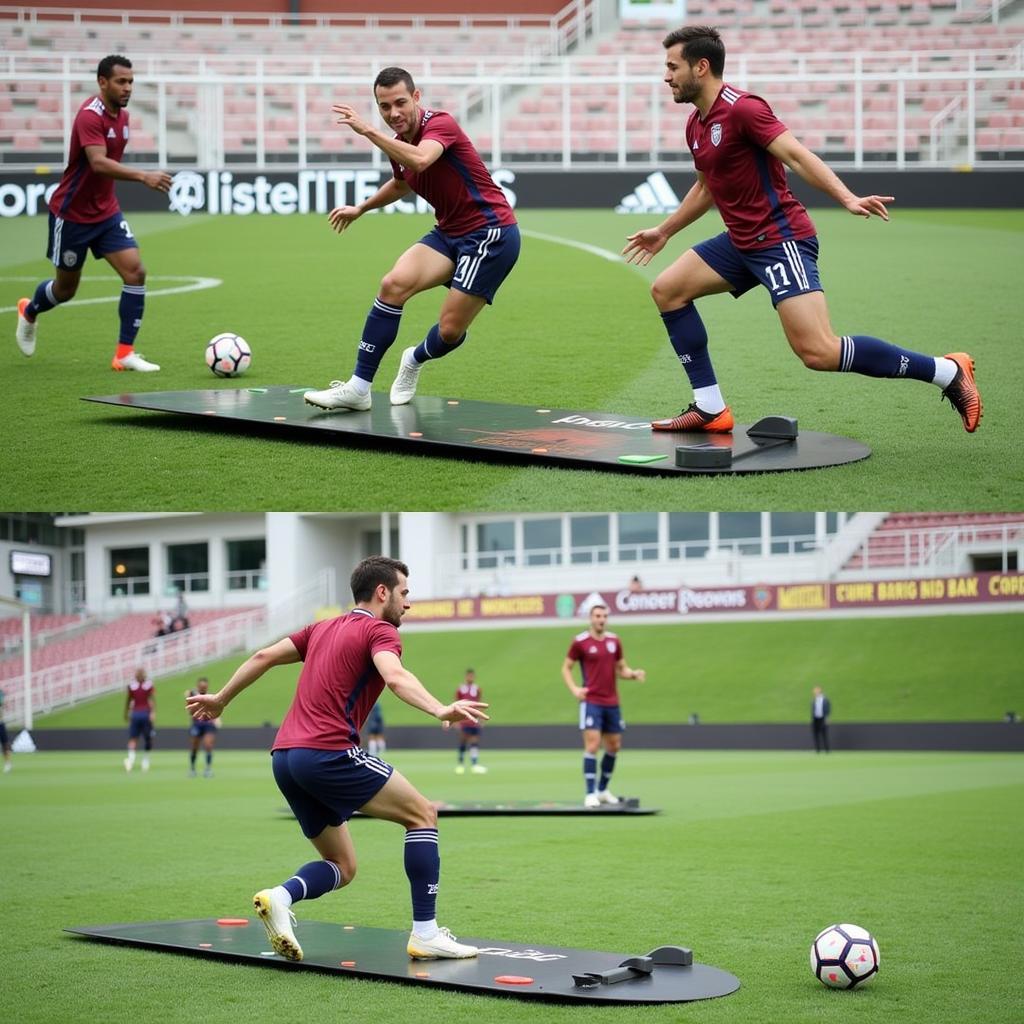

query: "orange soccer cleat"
xmin=651 ymin=403 xmax=734 ymax=433
xmin=941 ymin=352 xmax=982 ymax=433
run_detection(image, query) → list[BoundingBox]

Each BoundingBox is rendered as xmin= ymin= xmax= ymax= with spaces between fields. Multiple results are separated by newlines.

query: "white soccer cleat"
xmin=470 ymin=764 xmax=488 ymax=774
xmin=389 ymin=347 xmax=423 ymax=405
xmin=583 ymin=792 xmax=601 ymax=809
xmin=407 ymin=926 xmax=478 ymax=960
xmin=123 ymin=757 xmax=133 ymax=773
xmin=253 ymin=889 xmax=303 ymax=961
xmin=303 ymin=379 xmax=371 ymax=412
xmin=112 ymin=351 xmax=161 ymax=372
xmin=16 ymin=298 xmax=37 ymax=357
xmin=596 ymin=789 xmax=620 ymax=805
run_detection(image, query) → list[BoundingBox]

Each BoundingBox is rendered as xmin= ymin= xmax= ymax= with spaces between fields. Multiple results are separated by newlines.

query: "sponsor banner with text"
xmin=402 ymin=572 xmax=1024 ymax=624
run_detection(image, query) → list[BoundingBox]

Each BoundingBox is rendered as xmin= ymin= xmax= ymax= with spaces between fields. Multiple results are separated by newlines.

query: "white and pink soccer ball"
xmin=205 ymin=332 xmax=251 ymax=377
xmin=810 ymin=923 xmax=880 ymax=989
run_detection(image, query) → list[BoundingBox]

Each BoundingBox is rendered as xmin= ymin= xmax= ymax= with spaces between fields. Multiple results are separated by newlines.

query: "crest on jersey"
xmin=605 ymin=640 xmax=616 ymax=653
xmin=710 ymin=122 xmax=723 ymax=146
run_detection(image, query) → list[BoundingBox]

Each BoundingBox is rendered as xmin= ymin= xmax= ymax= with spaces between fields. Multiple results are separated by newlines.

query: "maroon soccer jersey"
xmin=273 ymin=609 xmax=403 ymax=752
xmin=456 ymin=682 xmax=481 ymax=703
xmin=566 ymin=631 xmax=623 ymax=707
xmin=686 ymin=84 xmax=816 ymax=250
xmin=127 ymin=678 xmax=154 ymax=712
xmin=49 ymin=96 xmax=129 ymax=223
xmin=390 ymin=109 xmax=516 ymax=237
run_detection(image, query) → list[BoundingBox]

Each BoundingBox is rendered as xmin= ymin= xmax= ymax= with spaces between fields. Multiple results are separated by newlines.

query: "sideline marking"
xmin=0 ymin=275 xmax=222 ymax=313
xmin=519 ymin=229 xmax=624 ymax=264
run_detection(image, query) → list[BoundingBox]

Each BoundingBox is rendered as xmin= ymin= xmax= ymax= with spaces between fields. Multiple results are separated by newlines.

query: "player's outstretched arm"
xmin=767 ymin=131 xmax=893 ymax=220
xmin=622 ymin=175 xmax=715 ymax=265
xmin=186 ymin=637 xmax=300 ymax=721
xmin=374 ymin=650 xmax=489 ymax=727
xmin=332 ymin=103 xmax=444 ymax=173
xmin=561 ymin=656 xmax=587 ymax=701
xmin=83 ymin=145 xmax=171 ymax=192
xmin=328 ymin=177 xmax=412 ymax=233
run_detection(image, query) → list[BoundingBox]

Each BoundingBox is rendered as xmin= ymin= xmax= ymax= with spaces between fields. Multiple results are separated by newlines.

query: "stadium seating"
xmin=0 ymin=608 xmax=257 ymax=683
xmin=1 ymin=2 xmax=1022 ymax=162
xmin=844 ymin=513 xmax=1024 ymax=570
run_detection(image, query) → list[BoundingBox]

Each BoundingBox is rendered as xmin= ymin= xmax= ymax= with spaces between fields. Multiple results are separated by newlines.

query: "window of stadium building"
xmin=618 ymin=513 xmax=658 ymax=562
xmin=361 ymin=528 xmax=399 ymax=561
xmin=109 ymin=546 xmax=149 ymax=596
xmin=167 ymin=542 xmax=209 ymax=594
xmin=668 ymin=513 xmax=710 ymax=559
xmin=571 ymin=515 xmax=610 ymax=564
xmin=0 ymin=513 xmax=64 ymax=547
xmin=476 ymin=521 xmax=515 ymax=569
xmin=523 ymin=517 xmax=562 ymax=566
xmin=227 ymin=538 xmax=267 ymax=591
xmin=769 ymin=512 xmax=817 ymax=554
xmin=719 ymin=512 xmax=762 ymax=556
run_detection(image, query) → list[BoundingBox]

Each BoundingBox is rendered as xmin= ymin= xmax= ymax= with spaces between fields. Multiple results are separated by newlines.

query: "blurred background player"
xmin=0 ymin=687 xmax=11 ymax=774
xmin=562 ymin=602 xmax=645 ymax=808
xmin=15 ymin=55 xmax=171 ymax=371
xmin=454 ymin=668 xmax=486 ymax=774
xmin=622 ymin=26 xmax=982 ymax=435
xmin=124 ymin=666 xmax=155 ymax=772
xmin=186 ymin=556 xmax=488 ymax=963
xmin=186 ymin=676 xmax=219 ymax=777
xmin=811 ymin=685 xmax=832 ymax=754
xmin=365 ymin=699 xmax=386 ymax=756
xmin=304 ymin=66 xmax=519 ymax=412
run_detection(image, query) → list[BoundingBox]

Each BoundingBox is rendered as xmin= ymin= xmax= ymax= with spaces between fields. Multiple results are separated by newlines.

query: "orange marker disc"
xmin=340 ymin=960 xmax=356 ymax=967
xmin=198 ymin=943 xmax=213 ymax=948
xmin=494 ymin=975 xmax=534 ymax=985
xmin=415 ymin=971 xmax=431 ymax=978
xmin=216 ymin=918 xmax=250 ymax=926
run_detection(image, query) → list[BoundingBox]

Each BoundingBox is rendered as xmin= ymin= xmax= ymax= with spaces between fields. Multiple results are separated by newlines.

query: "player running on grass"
xmin=186 ymin=556 xmax=488 ymax=962
xmin=622 ymin=26 xmax=982 ymax=434
xmin=15 ymin=55 xmax=171 ymax=372
xmin=303 ymin=66 xmax=519 ymax=412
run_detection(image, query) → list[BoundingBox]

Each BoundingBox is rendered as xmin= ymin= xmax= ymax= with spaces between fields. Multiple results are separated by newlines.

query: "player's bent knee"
xmin=379 ymin=274 xmax=413 ymax=306
xmin=406 ymin=798 xmax=438 ymax=831
xmin=651 ymin=277 xmax=690 ymax=311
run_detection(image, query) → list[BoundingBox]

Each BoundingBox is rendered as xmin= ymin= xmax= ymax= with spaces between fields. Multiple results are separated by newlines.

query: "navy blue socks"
xmin=353 ymin=297 xmax=404 ymax=383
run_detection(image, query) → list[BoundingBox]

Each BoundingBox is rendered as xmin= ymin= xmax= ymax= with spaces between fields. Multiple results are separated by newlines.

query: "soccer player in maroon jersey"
xmin=454 ymin=668 xmax=486 ymax=774
xmin=561 ymin=602 xmax=645 ymax=809
xmin=623 ymin=26 xmax=982 ymax=434
xmin=304 ymin=67 xmax=520 ymax=412
xmin=124 ymin=666 xmax=155 ymax=773
xmin=15 ymin=55 xmax=171 ymax=371
xmin=186 ymin=556 xmax=488 ymax=963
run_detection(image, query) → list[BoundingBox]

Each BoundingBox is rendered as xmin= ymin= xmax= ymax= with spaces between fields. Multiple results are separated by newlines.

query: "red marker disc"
xmin=216 ymin=918 xmax=249 ymax=926
xmin=494 ymin=975 xmax=534 ymax=985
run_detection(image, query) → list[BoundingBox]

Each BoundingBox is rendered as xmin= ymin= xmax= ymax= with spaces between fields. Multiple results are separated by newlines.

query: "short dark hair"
xmin=374 ymin=66 xmax=416 ymax=96
xmin=350 ymin=556 xmax=410 ymax=602
xmin=97 ymin=55 xmax=132 ymax=81
xmin=662 ymin=26 xmax=725 ymax=78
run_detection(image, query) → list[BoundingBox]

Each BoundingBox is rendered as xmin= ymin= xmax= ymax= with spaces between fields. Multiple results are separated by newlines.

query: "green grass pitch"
xmin=2 ymin=208 xmax=1022 ymax=509
xmin=5 ymin=749 xmax=1022 ymax=1023
xmin=36 ymin=611 xmax=1024 ymax=728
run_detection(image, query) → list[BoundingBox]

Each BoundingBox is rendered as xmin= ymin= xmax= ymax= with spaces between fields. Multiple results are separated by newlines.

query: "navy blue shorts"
xmin=128 ymin=711 xmax=152 ymax=741
xmin=458 ymin=724 xmax=481 ymax=739
xmin=189 ymin=721 xmax=218 ymax=738
xmin=579 ymin=702 xmax=625 ymax=734
xmin=272 ymin=747 xmax=394 ymax=838
xmin=694 ymin=232 xmax=822 ymax=308
xmin=47 ymin=210 xmax=137 ymax=271
xmin=418 ymin=222 xmax=520 ymax=303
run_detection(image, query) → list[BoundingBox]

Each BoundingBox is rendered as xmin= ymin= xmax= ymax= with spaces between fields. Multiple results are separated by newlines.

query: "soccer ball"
xmin=810 ymin=923 xmax=880 ymax=989
xmin=205 ymin=333 xmax=251 ymax=377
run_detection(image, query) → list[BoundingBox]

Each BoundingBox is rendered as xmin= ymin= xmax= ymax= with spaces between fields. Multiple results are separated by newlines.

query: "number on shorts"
xmin=765 ymin=261 xmax=791 ymax=292
xmin=453 ymin=255 xmax=472 ymax=285
xmin=119 ymin=219 xmax=135 ymax=239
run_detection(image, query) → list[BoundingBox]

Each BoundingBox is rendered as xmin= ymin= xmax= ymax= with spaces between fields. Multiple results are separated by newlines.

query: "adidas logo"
xmin=107 ymin=128 xmax=116 ymax=138
xmin=614 ymin=171 xmax=680 ymax=214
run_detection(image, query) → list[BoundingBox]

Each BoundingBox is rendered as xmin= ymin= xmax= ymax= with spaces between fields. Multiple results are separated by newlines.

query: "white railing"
xmin=852 ymin=521 xmax=1024 ymax=574
xmin=4 ymin=567 xmax=336 ymax=728
xmin=0 ymin=64 xmax=1020 ymax=170
xmin=0 ymin=614 xmax=93 ymax=655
